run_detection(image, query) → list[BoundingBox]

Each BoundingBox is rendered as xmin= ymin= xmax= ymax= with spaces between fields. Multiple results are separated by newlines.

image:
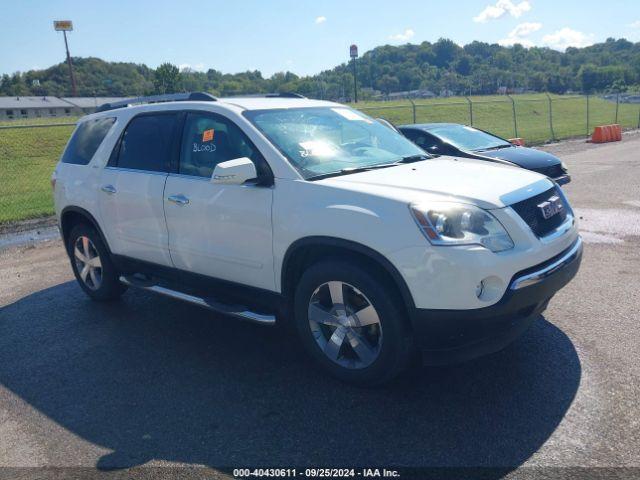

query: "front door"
xmin=163 ymin=111 xmax=275 ymax=291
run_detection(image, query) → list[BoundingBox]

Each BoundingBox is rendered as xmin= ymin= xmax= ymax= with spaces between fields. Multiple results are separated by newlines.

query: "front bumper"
xmin=411 ymin=237 xmax=582 ymax=365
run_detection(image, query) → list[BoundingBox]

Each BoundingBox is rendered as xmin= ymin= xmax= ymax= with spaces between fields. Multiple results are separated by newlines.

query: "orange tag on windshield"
xmin=202 ymin=129 xmax=214 ymax=142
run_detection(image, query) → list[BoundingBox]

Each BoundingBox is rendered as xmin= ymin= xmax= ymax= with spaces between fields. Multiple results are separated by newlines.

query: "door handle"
xmin=167 ymin=194 xmax=190 ymax=206
xmin=101 ymin=184 xmax=117 ymax=194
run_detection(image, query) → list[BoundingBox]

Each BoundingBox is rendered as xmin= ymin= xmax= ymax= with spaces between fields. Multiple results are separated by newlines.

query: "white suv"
xmin=53 ymin=92 xmax=582 ymax=385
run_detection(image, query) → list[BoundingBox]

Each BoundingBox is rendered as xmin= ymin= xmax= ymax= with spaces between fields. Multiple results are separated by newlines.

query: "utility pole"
xmin=350 ymin=44 xmax=358 ymax=103
xmin=54 ymin=21 xmax=77 ymax=97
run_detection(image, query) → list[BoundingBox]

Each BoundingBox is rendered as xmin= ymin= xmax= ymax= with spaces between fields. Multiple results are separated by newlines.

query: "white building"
xmin=0 ymin=96 xmax=128 ymax=120
xmin=61 ymin=97 xmax=128 ymax=114
xmin=0 ymin=96 xmax=75 ymax=120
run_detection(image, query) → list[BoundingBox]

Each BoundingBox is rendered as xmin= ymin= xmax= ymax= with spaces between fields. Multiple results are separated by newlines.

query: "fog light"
xmin=475 ymin=276 xmax=504 ymax=302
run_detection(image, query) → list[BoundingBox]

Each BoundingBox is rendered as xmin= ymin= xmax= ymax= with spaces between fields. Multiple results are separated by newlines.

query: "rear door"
xmin=163 ymin=111 xmax=275 ymax=291
xmin=98 ymin=112 xmax=179 ymax=266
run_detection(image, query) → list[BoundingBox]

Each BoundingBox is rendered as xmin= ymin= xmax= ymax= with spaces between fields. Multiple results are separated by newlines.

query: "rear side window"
xmin=115 ymin=113 xmax=178 ymax=172
xmin=61 ymin=117 xmax=115 ymax=165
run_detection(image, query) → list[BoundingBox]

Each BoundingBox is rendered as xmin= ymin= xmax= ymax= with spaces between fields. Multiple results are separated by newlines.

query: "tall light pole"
xmin=350 ymin=44 xmax=358 ymax=103
xmin=54 ymin=20 xmax=77 ymax=97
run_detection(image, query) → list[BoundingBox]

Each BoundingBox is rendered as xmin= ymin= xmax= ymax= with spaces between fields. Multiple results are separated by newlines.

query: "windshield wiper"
xmin=306 ymin=163 xmax=397 ymax=181
xmin=476 ymin=144 xmax=512 ymax=151
xmin=307 ymin=155 xmax=433 ymax=181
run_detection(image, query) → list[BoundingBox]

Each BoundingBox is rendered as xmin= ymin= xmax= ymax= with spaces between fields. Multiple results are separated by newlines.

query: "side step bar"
xmin=119 ymin=275 xmax=276 ymax=325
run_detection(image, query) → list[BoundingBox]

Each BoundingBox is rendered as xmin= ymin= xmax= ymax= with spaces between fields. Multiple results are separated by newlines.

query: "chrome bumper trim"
xmin=510 ymin=237 xmax=583 ymax=290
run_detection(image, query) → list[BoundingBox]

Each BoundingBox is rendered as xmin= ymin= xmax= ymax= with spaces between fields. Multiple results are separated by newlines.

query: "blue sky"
xmin=2 ymin=0 xmax=640 ymax=77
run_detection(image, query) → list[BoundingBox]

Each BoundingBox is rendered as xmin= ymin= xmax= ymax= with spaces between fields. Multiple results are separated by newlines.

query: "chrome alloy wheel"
xmin=74 ymin=236 xmax=103 ymax=291
xmin=308 ymin=281 xmax=383 ymax=369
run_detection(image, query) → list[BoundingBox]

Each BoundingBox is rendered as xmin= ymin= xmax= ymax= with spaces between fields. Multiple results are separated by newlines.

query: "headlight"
xmin=560 ymin=161 xmax=568 ymax=173
xmin=410 ymin=202 xmax=514 ymax=252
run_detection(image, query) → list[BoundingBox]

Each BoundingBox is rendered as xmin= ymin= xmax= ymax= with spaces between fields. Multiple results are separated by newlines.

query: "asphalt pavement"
xmin=1 ymin=134 xmax=639 ymax=479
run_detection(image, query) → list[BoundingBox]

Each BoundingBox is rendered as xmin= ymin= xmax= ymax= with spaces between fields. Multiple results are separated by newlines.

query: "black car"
xmin=398 ymin=123 xmax=570 ymax=185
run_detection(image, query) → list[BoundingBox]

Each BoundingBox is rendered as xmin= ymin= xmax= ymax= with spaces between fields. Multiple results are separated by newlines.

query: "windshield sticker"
xmin=331 ymin=108 xmax=372 ymax=123
xmin=193 ymin=143 xmax=217 ymax=153
xmin=202 ymin=129 xmax=214 ymax=142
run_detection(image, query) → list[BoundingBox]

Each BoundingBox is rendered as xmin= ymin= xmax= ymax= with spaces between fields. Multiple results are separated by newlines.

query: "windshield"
xmin=244 ymin=107 xmax=426 ymax=179
xmin=427 ymin=124 xmax=512 ymax=151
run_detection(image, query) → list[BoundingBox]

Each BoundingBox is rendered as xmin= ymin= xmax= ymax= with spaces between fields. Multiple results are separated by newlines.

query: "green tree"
xmin=378 ymin=74 xmax=399 ymax=94
xmin=454 ymin=55 xmax=472 ymax=76
xmin=433 ymin=38 xmax=459 ymax=68
xmin=154 ymin=63 xmax=182 ymax=94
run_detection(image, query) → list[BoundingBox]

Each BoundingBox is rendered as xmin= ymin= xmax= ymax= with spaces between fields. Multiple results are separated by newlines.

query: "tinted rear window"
xmin=115 ymin=113 xmax=178 ymax=172
xmin=61 ymin=117 xmax=116 ymax=165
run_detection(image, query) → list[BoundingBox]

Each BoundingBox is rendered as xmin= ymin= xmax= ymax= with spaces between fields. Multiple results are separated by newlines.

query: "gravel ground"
xmin=1 ymin=135 xmax=639 ymax=479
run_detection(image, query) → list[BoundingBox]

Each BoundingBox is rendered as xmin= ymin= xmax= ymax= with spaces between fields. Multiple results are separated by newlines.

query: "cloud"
xmin=389 ymin=28 xmax=415 ymax=42
xmin=498 ymin=21 xmax=542 ymax=46
xmin=542 ymin=27 xmax=594 ymax=50
xmin=474 ymin=0 xmax=531 ymax=23
xmin=510 ymin=21 xmax=542 ymax=37
xmin=315 ymin=16 xmax=327 ymax=24
xmin=629 ymin=20 xmax=640 ymax=28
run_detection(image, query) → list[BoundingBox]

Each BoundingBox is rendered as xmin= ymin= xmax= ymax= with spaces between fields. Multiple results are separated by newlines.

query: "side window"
xmin=61 ymin=117 xmax=116 ymax=165
xmin=116 ymin=113 xmax=178 ymax=172
xmin=179 ymin=112 xmax=264 ymax=179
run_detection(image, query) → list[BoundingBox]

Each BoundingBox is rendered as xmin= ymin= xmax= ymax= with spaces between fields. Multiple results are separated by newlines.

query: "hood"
xmin=474 ymin=145 xmax=561 ymax=170
xmin=318 ymin=157 xmax=553 ymax=209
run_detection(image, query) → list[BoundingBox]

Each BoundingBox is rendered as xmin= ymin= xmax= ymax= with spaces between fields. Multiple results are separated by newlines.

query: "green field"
xmin=0 ymin=123 xmax=75 ymax=223
xmin=1 ymin=93 xmax=639 ymax=224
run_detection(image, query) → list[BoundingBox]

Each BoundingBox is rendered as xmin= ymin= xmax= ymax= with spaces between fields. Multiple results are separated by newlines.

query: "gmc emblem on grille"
xmin=538 ymin=195 xmax=564 ymax=220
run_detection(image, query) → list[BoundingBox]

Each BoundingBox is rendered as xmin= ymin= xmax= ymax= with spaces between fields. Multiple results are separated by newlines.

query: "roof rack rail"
xmin=263 ymin=92 xmax=306 ymax=99
xmin=230 ymin=92 xmax=307 ymax=99
xmin=96 ymin=92 xmax=217 ymax=113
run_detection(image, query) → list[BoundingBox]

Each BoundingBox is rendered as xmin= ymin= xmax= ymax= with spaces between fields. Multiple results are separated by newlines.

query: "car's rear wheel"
xmin=294 ymin=260 xmax=412 ymax=385
xmin=68 ymin=224 xmax=126 ymax=301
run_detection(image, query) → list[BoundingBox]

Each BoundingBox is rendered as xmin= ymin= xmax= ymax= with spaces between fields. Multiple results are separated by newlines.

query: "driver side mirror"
xmin=211 ymin=157 xmax=257 ymax=185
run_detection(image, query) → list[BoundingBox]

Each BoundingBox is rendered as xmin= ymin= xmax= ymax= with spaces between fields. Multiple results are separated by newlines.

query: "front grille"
xmin=531 ymin=164 xmax=564 ymax=179
xmin=510 ymin=186 xmax=568 ymax=237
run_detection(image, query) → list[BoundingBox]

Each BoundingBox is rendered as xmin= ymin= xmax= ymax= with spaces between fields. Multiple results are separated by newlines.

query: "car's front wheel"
xmin=67 ymin=224 xmax=126 ymax=301
xmin=294 ymin=260 xmax=412 ymax=385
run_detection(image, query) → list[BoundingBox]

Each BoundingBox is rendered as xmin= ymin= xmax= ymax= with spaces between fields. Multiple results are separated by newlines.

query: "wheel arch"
xmin=281 ymin=236 xmax=416 ymax=317
xmin=60 ymin=206 xmax=112 ymax=256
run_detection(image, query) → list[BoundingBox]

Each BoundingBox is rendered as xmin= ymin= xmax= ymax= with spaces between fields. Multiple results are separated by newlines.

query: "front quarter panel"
xmin=272 ymin=178 xmax=426 ymax=291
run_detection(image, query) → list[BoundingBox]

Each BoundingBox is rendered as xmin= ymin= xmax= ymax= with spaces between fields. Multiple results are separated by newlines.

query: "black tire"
xmin=293 ymin=259 xmax=413 ymax=386
xmin=67 ymin=224 xmax=126 ymax=301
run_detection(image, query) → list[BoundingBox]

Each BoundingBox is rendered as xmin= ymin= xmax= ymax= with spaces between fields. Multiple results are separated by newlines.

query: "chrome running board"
xmin=119 ymin=275 xmax=276 ymax=325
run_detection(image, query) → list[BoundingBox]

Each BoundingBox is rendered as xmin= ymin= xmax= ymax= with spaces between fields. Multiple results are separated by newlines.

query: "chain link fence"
xmin=1 ymin=93 xmax=639 ymax=225
xmin=0 ymin=121 xmax=76 ymax=224
xmin=357 ymin=93 xmax=640 ymax=144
